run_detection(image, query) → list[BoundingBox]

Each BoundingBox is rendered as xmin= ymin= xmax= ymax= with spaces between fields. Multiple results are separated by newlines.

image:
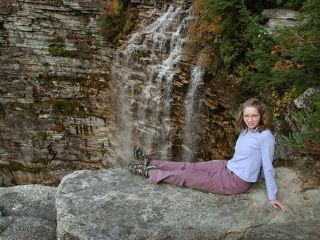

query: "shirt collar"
xmin=242 ymin=127 xmax=259 ymax=134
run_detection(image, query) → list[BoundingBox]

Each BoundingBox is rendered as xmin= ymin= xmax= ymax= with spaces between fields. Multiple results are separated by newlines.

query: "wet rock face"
xmin=0 ymin=0 xmax=239 ymax=186
xmin=0 ymin=0 xmax=116 ymax=186
xmin=0 ymin=0 xmax=198 ymax=186
xmin=110 ymin=4 xmax=195 ymax=163
xmin=108 ymin=0 xmax=237 ymax=163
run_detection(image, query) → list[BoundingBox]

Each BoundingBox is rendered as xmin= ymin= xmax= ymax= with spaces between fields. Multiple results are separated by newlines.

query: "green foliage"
xmin=47 ymin=36 xmax=78 ymax=57
xmin=53 ymin=100 xmax=87 ymax=117
xmin=282 ymin=94 xmax=320 ymax=155
xmin=48 ymin=46 xmax=77 ymax=57
xmin=276 ymin=0 xmax=305 ymax=8
xmin=190 ymin=0 xmax=275 ymax=72
xmin=243 ymin=0 xmax=320 ymax=94
xmin=98 ymin=0 xmax=137 ymax=44
xmin=122 ymin=15 xmax=134 ymax=35
xmin=190 ymin=0 xmax=319 ymax=93
xmin=204 ymin=0 xmax=243 ymax=36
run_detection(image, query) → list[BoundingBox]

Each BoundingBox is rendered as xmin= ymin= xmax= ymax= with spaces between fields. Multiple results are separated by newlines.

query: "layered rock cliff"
xmin=0 ymin=0 xmax=196 ymax=186
xmin=0 ymin=0 xmax=117 ymax=186
xmin=1 ymin=0 xmax=232 ymax=186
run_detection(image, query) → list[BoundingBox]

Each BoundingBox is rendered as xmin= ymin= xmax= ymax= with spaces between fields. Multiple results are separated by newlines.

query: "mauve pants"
xmin=149 ymin=160 xmax=251 ymax=195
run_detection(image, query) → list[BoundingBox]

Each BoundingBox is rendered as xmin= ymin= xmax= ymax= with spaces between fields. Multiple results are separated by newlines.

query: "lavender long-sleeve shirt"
xmin=227 ymin=128 xmax=277 ymax=200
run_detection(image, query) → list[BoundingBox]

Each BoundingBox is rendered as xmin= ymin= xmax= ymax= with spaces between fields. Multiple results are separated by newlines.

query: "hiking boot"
xmin=133 ymin=146 xmax=152 ymax=166
xmin=128 ymin=163 xmax=157 ymax=178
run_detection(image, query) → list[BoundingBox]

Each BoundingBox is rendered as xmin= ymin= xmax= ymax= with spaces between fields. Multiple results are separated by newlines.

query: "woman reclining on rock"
xmin=128 ymin=98 xmax=289 ymax=212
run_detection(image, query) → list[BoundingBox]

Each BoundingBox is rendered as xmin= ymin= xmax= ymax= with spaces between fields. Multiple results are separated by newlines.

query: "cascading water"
xmin=181 ymin=65 xmax=204 ymax=162
xmin=111 ymin=5 xmax=201 ymax=163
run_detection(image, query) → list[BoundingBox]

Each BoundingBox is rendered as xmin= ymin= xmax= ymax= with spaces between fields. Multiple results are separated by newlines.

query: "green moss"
xmin=48 ymin=46 xmax=78 ymax=57
xmin=7 ymin=101 xmax=51 ymax=118
xmin=47 ymin=35 xmax=78 ymax=57
xmin=5 ymin=99 xmax=87 ymax=119
xmin=52 ymin=99 xmax=87 ymax=117
xmin=6 ymin=102 xmax=37 ymax=118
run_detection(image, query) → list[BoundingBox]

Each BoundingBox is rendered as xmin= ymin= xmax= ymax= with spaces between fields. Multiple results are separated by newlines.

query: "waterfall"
xmin=181 ymin=65 xmax=204 ymax=162
xmin=111 ymin=5 xmax=192 ymax=163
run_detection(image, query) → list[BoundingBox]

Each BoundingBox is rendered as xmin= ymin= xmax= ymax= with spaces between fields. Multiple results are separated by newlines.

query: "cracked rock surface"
xmin=0 ymin=185 xmax=57 ymax=240
xmin=56 ymin=167 xmax=320 ymax=240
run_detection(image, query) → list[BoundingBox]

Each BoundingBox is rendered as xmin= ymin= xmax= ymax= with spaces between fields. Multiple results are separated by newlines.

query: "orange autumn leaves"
xmin=270 ymin=32 xmax=316 ymax=71
xmin=274 ymin=59 xmax=295 ymax=70
xmin=100 ymin=0 xmax=122 ymax=16
xmin=187 ymin=0 xmax=223 ymax=68
xmin=270 ymin=87 xmax=297 ymax=117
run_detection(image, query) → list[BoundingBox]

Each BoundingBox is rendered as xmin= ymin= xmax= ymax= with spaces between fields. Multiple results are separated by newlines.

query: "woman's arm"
xmin=270 ymin=199 xmax=289 ymax=212
xmin=260 ymin=131 xmax=289 ymax=211
xmin=260 ymin=131 xmax=277 ymax=200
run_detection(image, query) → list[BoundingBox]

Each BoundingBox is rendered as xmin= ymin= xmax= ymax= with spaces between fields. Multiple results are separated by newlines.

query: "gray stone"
xmin=0 ymin=216 xmax=56 ymax=240
xmin=0 ymin=185 xmax=57 ymax=240
xmin=262 ymin=9 xmax=299 ymax=20
xmin=294 ymin=88 xmax=320 ymax=109
xmin=56 ymin=167 xmax=320 ymax=240
xmin=265 ymin=18 xmax=297 ymax=29
xmin=61 ymin=0 xmax=101 ymax=14
xmin=262 ymin=8 xmax=300 ymax=33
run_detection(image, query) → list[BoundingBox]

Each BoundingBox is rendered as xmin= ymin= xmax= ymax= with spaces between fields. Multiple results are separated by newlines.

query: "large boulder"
xmin=293 ymin=88 xmax=320 ymax=109
xmin=56 ymin=167 xmax=320 ymax=240
xmin=0 ymin=185 xmax=57 ymax=240
xmin=262 ymin=8 xmax=299 ymax=33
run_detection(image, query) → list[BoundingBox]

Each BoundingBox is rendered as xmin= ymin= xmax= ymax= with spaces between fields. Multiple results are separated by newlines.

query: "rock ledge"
xmin=56 ymin=167 xmax=320 ymax=240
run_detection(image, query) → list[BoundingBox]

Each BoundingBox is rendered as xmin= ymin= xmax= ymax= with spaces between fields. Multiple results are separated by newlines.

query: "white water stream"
xmin=111 ymin=5 xmax=202 ymax=163
xmin=181 ymin=65 xmax=204 ymax=162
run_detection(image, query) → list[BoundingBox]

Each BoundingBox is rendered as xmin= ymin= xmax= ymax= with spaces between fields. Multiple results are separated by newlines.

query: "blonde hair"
xmin=235 ymin=98 xmax=270 ymax=133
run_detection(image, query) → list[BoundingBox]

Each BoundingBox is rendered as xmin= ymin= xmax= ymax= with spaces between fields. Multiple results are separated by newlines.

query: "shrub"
xmin=188 ymin=0 xmax=320 ymax=94
xmin=98 ymin=0 xmax=137 ymax=44
xmin=188 ymin=0 xmax=320 ymax=168
xmin=282 ymin=94 xmax=320 ymax=155
xmin=244 ymin=19 xmax=320 ymax=94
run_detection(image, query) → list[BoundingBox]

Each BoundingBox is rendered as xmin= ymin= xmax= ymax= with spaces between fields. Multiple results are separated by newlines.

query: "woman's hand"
xmin=270 ymin=199 xmax=289 ymax=212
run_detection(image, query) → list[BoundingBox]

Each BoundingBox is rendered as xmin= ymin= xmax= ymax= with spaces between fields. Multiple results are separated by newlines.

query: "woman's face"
xmin=243 ymin=106 xmax=261 ymax=131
